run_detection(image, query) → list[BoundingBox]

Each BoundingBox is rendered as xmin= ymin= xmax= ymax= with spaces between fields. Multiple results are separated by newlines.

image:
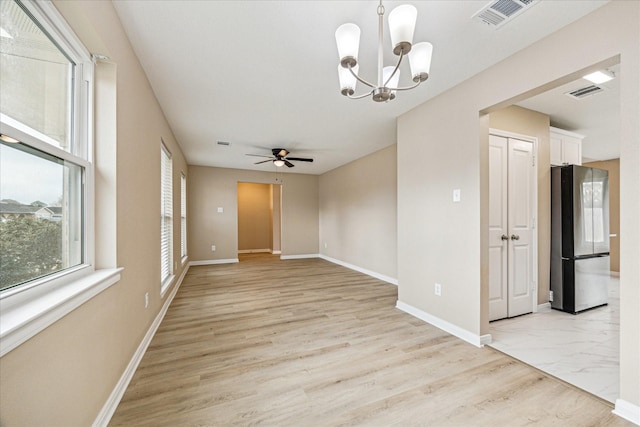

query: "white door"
xmin=489 ymin=136 xmax=508 ymax=320
xmin=489 ymin=135 xmax=535 ymax=321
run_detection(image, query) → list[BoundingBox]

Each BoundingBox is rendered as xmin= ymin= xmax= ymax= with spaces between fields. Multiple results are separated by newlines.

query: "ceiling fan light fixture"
xmin=583 ymin=70 xmax=615 ymax=84
xmin=273 ymin=159 xmax=285 ymax=167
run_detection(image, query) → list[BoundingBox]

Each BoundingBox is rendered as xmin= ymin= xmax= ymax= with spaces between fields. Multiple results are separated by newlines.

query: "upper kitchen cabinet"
xmin=550 ymin=127 xmax=584 ymax=166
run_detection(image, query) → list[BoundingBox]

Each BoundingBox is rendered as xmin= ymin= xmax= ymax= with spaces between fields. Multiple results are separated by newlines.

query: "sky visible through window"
xmin=0 ymin=143 xmax=63 ymax=206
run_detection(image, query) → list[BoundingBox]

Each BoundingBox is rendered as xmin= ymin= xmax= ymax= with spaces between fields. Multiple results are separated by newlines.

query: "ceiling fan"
xmin=246 ymin=148 xmax=314 ymax=168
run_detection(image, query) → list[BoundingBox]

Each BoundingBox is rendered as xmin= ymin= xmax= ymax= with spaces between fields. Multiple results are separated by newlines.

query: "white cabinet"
xmin=550 ymin=127 xmax=583 ymax=166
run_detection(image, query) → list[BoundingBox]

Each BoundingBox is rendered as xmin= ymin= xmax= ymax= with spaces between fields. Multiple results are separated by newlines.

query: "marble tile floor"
xmin=489 ymin=274 xmax=619 ymax=403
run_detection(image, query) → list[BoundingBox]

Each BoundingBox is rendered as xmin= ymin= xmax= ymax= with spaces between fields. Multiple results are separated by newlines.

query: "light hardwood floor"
xmin=109 ymin=254 xmax=630 ymax=426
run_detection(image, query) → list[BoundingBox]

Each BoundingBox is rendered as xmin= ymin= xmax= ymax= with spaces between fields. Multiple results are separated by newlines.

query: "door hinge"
xmin=532 ymin=154 xmax=536 ymax=167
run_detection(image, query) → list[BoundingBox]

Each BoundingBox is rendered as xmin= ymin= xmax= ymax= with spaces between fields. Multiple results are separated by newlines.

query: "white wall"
xmin=397 ymin=1 xmax=639 ymax=409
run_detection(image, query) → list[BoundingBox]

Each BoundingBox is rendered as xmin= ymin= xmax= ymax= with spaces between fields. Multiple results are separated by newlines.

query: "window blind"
xmin=180 ymin=173 xmax=187 ymax=258
xmin=160 ymin=143 xmax=173 ymax=284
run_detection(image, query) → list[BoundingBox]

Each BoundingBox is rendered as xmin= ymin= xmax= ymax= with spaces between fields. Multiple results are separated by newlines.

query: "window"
xmin=160 ymin=142 xmax=173 ymax=290
xmin=0 ymin=0 xmax=92 ymax=292
xmin=180 ymin=173 xmax=187 ymax=261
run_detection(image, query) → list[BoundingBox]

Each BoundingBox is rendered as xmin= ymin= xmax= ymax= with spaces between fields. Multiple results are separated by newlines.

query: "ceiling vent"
xmin=473 ymin=0 xmax=538 ymax=28
xmin=217 ymin=141 xmax=231 ymax=146
xmin=565 ymin=85 xmax=605 ymax=100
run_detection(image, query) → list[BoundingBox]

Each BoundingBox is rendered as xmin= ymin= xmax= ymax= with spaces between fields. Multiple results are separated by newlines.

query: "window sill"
xmin=160 ymin=274 xmax=175 ymax=298
xmin=0 ymin=267 xmax=123 ymax=357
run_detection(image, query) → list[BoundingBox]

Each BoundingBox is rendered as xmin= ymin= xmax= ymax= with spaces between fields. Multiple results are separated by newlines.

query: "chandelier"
xmin=335 ymin=1 xmax=433 ymax=102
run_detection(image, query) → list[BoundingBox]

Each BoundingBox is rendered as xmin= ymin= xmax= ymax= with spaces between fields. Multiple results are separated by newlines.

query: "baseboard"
xmin=319 ymin=254 xmax=398 ymax=286
xmin=238 ymin=249 xmax=271 ymax=254
xmin=537 ymin=302 xmax=551 ymax=312
xmin=610 ymin=271 xmax=620 ymax=277
xmin=396 ymin=300 xmax=487 ymax=348
xmin=613 ymin=399 xmax=640 ymax=425
xmin=271 ymin=250 xmax=281 ymax=255
xmin=189 ymin=258 xmax=239 ymax=266
xmin=280 ymin=253 xmax=320 ymax=260
xmin=92 ymin=264 xmax=189 ymax=427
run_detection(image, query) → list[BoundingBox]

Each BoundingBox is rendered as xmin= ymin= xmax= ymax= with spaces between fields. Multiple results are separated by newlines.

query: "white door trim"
xmin=490 ymin=128 xmax=539 ymax=315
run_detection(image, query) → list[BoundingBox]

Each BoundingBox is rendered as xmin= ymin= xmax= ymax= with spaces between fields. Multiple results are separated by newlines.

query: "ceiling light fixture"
xmin=335 ymin=0 xmax=433 ymax=102
xmin=273 ymin=159 xmax=285 ymax=167
xmin=583 ymin=70 xmax=615 ymax=84
xmin=0 ymin=134 xmax=20 ymax=143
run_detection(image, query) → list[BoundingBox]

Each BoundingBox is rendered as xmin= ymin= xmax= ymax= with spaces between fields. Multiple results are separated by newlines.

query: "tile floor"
xmin=489 ymin=275 xmax=619 ymax=403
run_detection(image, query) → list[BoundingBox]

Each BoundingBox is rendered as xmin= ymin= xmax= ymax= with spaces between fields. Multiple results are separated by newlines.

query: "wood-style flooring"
xmin=109 ymin=254 xmax=629 ymax=426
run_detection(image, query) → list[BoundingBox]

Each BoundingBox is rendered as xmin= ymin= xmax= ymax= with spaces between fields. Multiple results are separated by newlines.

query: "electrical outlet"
xmin=453 ymin=189 xmax=461 ymax=202
xmin=211 ymin=245 xmax=216 ymax=252
xmin=549 ymin=290 xmax=554 ymax=302
xmin=145 ymin=292 xmax=149 ymax=308
xmin=435 ymin=283 xmax=442 ymax=296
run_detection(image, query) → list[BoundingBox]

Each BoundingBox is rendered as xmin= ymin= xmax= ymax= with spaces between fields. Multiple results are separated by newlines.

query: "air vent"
xmin=565 ymin=85 xmax=604 ymax=99
xmin=473 ymin=0 xmax=538 ymax=28
xmin=217 ymin=141 xmax=231 ymax=146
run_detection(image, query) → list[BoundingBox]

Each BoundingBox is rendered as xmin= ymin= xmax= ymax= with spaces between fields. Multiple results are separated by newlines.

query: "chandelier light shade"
xmin=335 ymin=0 xmax=433 ymax=102
xmin=273 ymin=159 xmax=285 ymax=167
xmin=408 ymin=41 xmax=433 ymax=82
xmin=388 ymin=4 xmax=417 ymax=55
xmin=383 ymin=66 xmax=400 ymax=100
xmin=338 ymin=63 xmax=360 ymax=95
xmin=335 ymin=23 xmax=361 ymax=68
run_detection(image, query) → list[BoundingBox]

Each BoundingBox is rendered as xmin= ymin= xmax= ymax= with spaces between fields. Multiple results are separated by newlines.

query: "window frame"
xmin=160 ymin=141 xmax=174 ymax=295
xmin=0 ymin=0 xmax=122 ymax=358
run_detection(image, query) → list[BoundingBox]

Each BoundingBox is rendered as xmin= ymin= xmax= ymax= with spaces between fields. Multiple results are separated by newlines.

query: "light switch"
xmin=453 ymin=189 xmax=461 ymax=202
xmin=217 ymin=207 xmax=223 ymax=213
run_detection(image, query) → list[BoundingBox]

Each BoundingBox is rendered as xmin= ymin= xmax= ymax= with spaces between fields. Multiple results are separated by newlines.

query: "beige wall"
xmin=489 ymin=106 xmax=551 ymax=305
xmin=584 ymin=159 xmax=620 ymax=272
xmin=0 ymin=1 xmax=189 ymax=425
xmin=398 ymin=1 xmax=639 ymax=407
xmin=189 ymin=166 xmax=318 ymax=261
xmin=238 ymin=182 xmax=273 ymax=251
xmin=319 ymin=145 xmax=397 ymax=279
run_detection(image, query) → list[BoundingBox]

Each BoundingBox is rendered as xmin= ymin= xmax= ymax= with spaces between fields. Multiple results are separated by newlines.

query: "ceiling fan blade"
xmin=246 ymin=154 xmax=273 ymax=158
xmin=286 ymin=157 xmax=313 ymax=162
xmin=254 ymin=159 xmax=272 ymax=164
xmin=284 ymin=160 xmax=295 ymax=168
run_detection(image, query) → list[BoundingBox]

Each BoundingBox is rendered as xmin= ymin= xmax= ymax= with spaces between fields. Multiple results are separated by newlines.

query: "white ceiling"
xmin=112 ymin=0 xmax=611 ymax=174
xmin=516 ymin=63 xmax=620 ymax=162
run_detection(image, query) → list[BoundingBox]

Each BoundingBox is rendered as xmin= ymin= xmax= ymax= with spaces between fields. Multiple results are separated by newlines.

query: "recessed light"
xmin=583 ymin=70 xmax=615 ymax=84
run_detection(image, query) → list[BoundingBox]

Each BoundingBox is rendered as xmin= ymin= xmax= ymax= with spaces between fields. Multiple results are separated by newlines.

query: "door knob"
xmin=511 ymin=234 xmax=520 ymax=240
xmin=501 ymin=234 xmax=509 ymax=241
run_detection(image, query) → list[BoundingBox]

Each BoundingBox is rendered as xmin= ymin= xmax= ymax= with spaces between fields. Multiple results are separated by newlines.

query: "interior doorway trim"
xmin=489 ymin=128 xmax=539 ymax=315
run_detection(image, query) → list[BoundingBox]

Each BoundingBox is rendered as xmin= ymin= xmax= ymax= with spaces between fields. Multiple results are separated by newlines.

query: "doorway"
xmin=237 ymin=182 xmax=282 ymax=255
xmin=489 ymin=132 xmax=537 ymax=321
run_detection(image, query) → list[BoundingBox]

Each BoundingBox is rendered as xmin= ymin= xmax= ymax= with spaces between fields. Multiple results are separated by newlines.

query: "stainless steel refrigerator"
xmin=550 ymin=165 xmax=610 ymax=314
